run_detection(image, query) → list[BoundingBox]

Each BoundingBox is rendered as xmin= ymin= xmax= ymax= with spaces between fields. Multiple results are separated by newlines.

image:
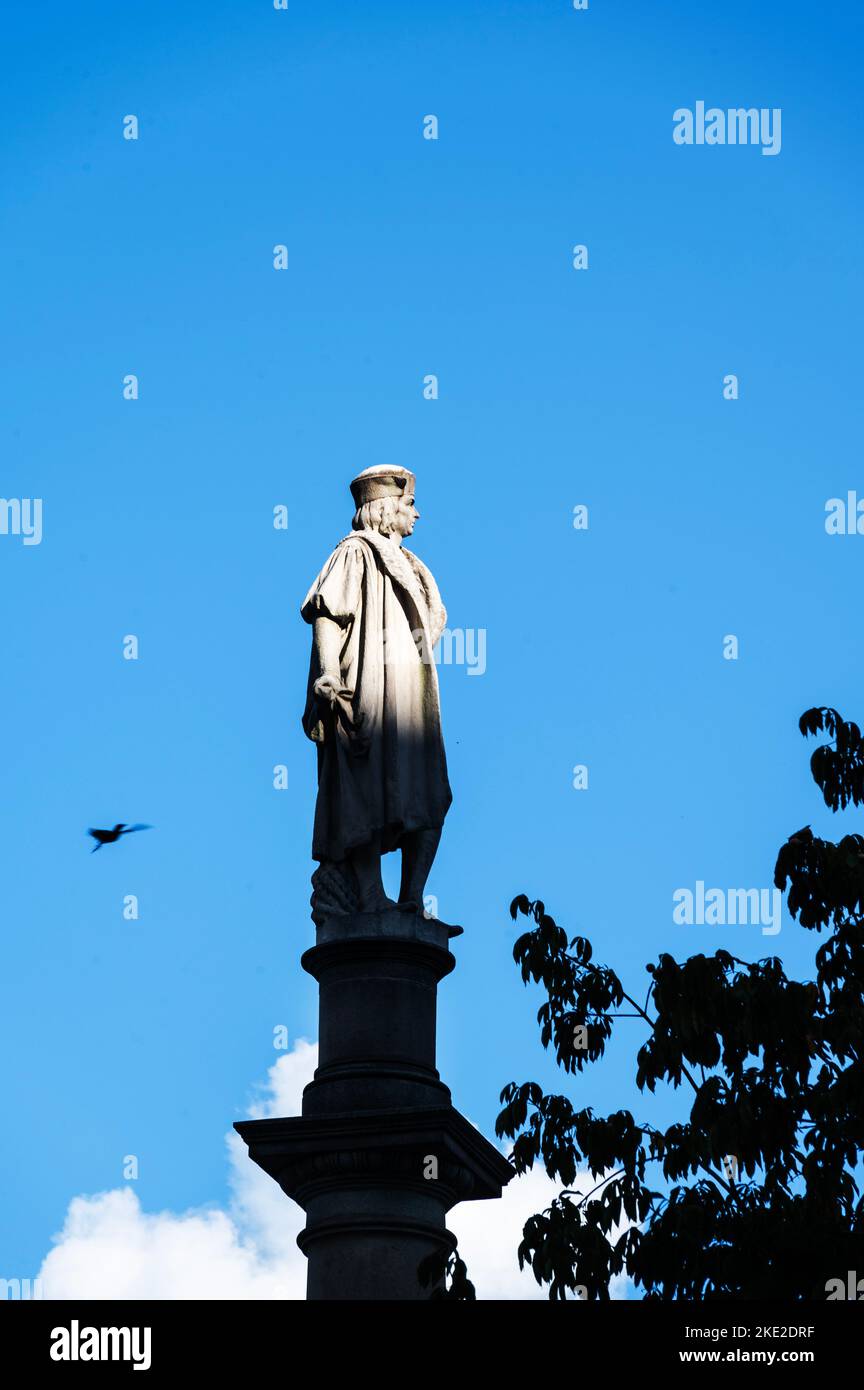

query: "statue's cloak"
xmin=301 ymin=529 xmax=452 ymax=862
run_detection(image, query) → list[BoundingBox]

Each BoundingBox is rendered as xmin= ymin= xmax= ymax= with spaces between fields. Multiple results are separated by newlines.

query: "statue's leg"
xmin=397 ymin=828 xmax=441 ymax=911
xmin=349 ymin=834 xmax=396 ymax=912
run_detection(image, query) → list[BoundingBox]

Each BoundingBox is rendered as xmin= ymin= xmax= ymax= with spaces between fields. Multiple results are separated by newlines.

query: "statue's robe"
xmin=301 ymin=529 xmax=452 ymax=863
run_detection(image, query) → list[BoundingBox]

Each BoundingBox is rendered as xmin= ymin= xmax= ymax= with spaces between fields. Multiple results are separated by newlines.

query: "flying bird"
xmin=88 ymin=823 xmax=152 ymax=852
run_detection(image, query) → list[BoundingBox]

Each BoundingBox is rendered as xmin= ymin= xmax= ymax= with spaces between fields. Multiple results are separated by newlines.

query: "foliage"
xmin=418 ymin=1249 xmax=476 ymax=1300
xmin=449 ymin=708 xmax=864 ymax=1299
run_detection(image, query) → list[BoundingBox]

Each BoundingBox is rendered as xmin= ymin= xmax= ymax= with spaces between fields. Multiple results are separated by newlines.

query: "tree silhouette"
xmin=442 ymin=708 xmax=864 ymax=1299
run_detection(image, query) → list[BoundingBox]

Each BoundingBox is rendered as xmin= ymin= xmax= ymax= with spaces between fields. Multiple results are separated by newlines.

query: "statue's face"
xmin=392 ymin=494 xmax=419 ymax=538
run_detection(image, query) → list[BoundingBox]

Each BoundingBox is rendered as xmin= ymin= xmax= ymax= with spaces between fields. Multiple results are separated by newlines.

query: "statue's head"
xmin=350 ymin=467 xmax=419 ymax=541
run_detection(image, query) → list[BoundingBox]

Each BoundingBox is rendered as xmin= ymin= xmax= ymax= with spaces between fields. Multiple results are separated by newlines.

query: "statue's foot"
xmin=358 ymin=888 xmax=398 ymax=913
xmin=399 ymin=898 xmax=464 ymax=937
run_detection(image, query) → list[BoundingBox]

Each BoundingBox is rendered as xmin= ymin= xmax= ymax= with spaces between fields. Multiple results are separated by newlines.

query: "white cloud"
xmin=38 ymin=1043 xmax=316 ymax=1301
xmin=38 ymin=1039 xmax=631 ymax=1300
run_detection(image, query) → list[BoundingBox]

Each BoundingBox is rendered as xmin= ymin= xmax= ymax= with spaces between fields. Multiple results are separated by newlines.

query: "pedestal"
xmin=234 ymin=908 xmax=513 ymax=1300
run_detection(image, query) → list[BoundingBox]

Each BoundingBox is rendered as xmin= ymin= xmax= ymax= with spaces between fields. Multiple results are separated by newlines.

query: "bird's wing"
xmin=87 ymin=829 xmax=102 ymax=839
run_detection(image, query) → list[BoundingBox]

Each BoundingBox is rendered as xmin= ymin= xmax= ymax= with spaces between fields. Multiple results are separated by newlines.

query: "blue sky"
xmin=1 ymin=0 xmax=863 ymax=1288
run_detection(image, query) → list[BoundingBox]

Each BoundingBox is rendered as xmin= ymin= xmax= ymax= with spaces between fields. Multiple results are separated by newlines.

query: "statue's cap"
xmin=350 ymin=466 xmax=416 ymax=508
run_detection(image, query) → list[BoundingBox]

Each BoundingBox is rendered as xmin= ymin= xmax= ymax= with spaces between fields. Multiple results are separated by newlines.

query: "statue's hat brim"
xmin=350 ymin=467 xmax=416 ymax=507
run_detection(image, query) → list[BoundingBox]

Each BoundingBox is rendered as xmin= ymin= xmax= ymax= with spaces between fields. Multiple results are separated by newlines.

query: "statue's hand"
xmin=313 ymin=674 xmax=371 ymax=757
xmin=313 ymin=673 xmax=347 ymax=706
xmin=313 ymin=674 xmax=369 ymax=755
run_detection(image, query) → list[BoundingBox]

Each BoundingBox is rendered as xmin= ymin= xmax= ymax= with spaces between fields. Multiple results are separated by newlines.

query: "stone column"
xmin=235 ymin=908 xmax=512 ymax=1300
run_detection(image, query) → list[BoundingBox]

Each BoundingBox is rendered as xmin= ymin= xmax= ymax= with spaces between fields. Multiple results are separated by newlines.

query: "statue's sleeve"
xmin=300 ymin=542 xmax=364 ymax=627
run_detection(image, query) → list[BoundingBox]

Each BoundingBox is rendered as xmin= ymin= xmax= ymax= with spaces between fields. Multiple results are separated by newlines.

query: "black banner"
xmin=2 ymin=1297 xmax=860 ymax=1375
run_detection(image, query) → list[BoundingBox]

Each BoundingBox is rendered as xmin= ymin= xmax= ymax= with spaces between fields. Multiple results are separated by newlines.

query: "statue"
xmin=301 ymin=466 xmax=452 ymax=922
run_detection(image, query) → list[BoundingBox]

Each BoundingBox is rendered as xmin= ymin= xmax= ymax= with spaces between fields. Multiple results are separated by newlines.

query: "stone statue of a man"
xmin=301 ymin=466 xmax=452 ymax=920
